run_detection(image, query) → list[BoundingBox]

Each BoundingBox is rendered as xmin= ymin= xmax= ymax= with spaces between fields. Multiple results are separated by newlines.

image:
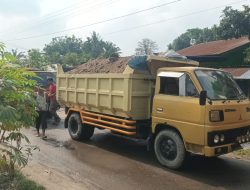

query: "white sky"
xmin=0 ymin=0 xmax=249 ymax=55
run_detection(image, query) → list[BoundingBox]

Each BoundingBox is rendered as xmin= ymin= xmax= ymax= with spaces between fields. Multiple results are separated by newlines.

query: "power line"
xmin=4 ymin=0 xmax=121 ymax=37
xmin=3 ymin=0 xmax=247 ymax=46
xmin=102 ymin=0 xmax=249 ymax=36
xmin=4 ymin=0 xmax=181 ymax=42
xmin=0 ymin=0 xmax=102 ymax=35
xmin=38 ymin=0 xmax=120 ymax=23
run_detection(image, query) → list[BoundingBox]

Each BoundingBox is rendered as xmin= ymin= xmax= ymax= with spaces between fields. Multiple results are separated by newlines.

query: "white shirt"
xmin=36 ymin=94 xmax=47 ymax=111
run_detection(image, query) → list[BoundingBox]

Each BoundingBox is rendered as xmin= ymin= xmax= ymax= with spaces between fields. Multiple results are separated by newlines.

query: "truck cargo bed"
xmin=57 ymin=66 xmax=154 ymax=120
xmin=57 ymin=56 xmax=198 ymax=120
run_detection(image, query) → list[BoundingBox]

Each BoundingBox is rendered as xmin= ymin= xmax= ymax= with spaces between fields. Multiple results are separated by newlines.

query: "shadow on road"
xmin=71 ymin=131 xmax=250 ymax=190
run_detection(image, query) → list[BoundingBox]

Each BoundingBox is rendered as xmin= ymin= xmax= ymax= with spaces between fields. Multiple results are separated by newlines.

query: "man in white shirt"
xmin=35 ymin=87 xmax=48 ymax=139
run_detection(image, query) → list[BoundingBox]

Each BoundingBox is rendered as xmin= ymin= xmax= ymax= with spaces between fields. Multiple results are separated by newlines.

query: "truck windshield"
xmin=195 ymin=69 xmax=246 ymax=100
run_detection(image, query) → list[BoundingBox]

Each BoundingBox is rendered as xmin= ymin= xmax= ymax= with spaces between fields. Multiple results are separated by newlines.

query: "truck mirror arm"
xmin=199 ymin=90 xmax=208 ymax=105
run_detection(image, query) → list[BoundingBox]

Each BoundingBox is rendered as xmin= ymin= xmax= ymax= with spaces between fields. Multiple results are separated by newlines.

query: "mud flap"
xmin=146 ymin=134 xmax=155 ymax=151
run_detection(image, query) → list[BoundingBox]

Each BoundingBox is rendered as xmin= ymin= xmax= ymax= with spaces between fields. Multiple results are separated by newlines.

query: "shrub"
xmin=0 ymin=43 xmax=38 ymax=176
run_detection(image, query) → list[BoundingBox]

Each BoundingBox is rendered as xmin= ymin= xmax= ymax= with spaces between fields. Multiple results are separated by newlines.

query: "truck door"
xmin=152 ymin=72 xmax=206 ymax=147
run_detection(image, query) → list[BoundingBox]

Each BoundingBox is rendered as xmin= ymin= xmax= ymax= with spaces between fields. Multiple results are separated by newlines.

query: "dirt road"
xmin=22 ymin=112 xmax=250 ymax=190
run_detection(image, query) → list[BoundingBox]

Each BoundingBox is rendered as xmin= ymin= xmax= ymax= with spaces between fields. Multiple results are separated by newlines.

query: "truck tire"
xmin=68 ymin=113 xmax=94 ymax=141
xmin=154 ymin=129 xmax=186 ymax=169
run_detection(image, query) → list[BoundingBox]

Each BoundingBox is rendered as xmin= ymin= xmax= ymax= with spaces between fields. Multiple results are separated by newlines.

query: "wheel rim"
xmin=159 ymin=137 xmax=177 ymax=161
xmin=69 ymin=118 xmax=78 ymax=134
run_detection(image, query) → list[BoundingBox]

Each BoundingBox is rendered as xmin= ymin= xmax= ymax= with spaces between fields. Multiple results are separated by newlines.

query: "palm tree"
xmin=83 ymin=32 xmax=121 ymax=59
xmin=103 ymin=42 xmax=121 ymax=58
xmin=11 ymin=49 xmax=25 ymax=60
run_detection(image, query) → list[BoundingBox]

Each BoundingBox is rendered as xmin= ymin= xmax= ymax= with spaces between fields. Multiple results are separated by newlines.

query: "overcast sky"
xmin=0 ymin=0 xmax=248 ymax=55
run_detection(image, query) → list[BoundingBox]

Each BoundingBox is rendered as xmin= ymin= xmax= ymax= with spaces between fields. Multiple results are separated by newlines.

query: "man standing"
xmin=47 ymin=78 xmax=61 ymax=125
xmin=35 ymin=87 xmax=48 ymax=139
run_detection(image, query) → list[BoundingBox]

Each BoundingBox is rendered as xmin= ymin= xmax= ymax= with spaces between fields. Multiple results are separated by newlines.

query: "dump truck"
xmin=57 ymin=55 xmax=250 ymax=169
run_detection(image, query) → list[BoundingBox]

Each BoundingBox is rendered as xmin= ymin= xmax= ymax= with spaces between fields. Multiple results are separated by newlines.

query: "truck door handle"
xmin=156 ymin=108 xmax=164 ymax=112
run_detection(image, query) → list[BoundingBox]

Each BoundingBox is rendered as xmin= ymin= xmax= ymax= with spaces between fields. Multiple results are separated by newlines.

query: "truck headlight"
xmin=209 ymin=110 xmax=224 ymax=122
xmin=237 ymin=137 xmax=242 ymax=143
xmin=220 ymin=134 xmax=225 ymax=142
xmin=214 ymin=135 xmax=220 ymax=143
xmin=246 ymin=136 xmax=249 ymax=142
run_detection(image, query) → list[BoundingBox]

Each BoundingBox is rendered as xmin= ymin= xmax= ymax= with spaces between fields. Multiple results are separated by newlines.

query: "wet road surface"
xmin=24 ymin=118 xmax=250 ymax=190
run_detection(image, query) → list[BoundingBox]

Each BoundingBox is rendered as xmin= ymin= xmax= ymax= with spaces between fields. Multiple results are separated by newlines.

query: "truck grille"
xmin=208 ymin=126 xmax=250 ymax=147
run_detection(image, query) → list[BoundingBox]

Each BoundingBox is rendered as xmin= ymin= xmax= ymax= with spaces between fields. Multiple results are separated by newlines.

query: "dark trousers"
xmin=49 ymin=101 xmax=60 ymax=122
xmin=36 ymin=111 xmax=48 ymax=130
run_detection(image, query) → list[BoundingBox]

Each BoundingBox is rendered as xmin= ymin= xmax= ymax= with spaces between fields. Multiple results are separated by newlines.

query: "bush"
xmin=0 ymin=42 xmax=38 ymax=176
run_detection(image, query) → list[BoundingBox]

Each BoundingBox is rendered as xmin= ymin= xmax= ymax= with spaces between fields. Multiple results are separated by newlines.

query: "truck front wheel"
xmin=154 ymin=129 xmax=186 ymax=169
xmin=68 ymin=113 xmax=94 ymax=141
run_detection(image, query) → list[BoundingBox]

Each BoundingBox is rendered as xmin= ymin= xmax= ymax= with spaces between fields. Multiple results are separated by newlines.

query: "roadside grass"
xmin=0 ymin=171 xmax=45 ymax=190
xmin=234 ymin=149 xmax=250 ymax=160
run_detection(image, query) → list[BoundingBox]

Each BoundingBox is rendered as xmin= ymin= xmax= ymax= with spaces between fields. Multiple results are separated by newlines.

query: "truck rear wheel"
xmin=154 ymin=129 xmax=186 ymax=169
xmin=68 ymin=113 xmax=94 ymax=140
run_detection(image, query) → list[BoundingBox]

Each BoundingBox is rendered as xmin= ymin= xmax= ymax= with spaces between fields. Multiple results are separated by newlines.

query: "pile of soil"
xmin=68 ymin=57 xmax=131 ymax=74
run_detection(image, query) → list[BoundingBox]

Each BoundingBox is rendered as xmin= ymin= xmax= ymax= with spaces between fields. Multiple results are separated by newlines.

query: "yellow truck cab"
xmin=57 ymin=56 xmax=250 ymax=169
xmin=152 ymin=67 xmax=250 ymax=168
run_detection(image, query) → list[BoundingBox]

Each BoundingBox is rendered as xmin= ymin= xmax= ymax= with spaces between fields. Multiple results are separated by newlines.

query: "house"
xmin=178 ymin=37 xmax=250 ymax=99
xmin=221 ymin=68 xmax=250 ymax=99
xmin=178 ymin=37 xmax=250 ymax=68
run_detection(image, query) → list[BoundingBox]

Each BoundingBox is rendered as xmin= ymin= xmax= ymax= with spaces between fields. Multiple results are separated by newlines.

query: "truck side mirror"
xmin=199 ymin=90 xmax=207 ymax=106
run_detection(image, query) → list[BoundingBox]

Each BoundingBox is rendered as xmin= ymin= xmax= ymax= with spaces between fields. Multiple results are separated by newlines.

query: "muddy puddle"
xmin=45 ymin=138 xmax=75 ymax=150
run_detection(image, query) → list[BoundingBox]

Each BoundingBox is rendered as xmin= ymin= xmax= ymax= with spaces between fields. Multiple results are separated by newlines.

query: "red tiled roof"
xmin=178 ymin=37 xmax=250 ymax=56
xmin=222 ymin=68 xmax=250 ymax=77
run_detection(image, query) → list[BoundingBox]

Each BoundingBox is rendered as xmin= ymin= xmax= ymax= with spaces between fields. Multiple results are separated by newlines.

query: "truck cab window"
xmin=160 ymin=74 xmax=198 ymax=97
xmin=159 ymin=77 xmax=179 ymax=95
xmin=185 ymin=75 xmax=198 ymax=97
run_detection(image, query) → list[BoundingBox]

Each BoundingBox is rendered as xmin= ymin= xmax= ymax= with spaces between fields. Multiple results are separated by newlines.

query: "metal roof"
xmin=178 ymin=37 xmax=250 ymax=56
xmin=222 ymin=68 xmax=250 ymax=79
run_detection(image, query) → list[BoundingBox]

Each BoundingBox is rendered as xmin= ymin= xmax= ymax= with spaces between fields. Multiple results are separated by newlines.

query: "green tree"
xmin=43 ymin=32 xmax=121 ymax=66
xmin=0 ymin=43 xmax=38 ymax=176
xmin=44 ymin=35 xmax=84 ymax=65
xmin=218 ymin=5 xmax=250 ymax=39
xmin=11 ymin=49 xmax=25 ymax=60
xmin=103 ymin=41 xmax=121 ymax=58
xmin=9 ymin=49 xmax=26 ymax=66
xmin=26 ymin=49 xmax=47 ymax=69
xmin=168 ymin=5 xmax=250 ymax=51
xmin=83 ymin=32 xmax=121 ymax=59
xmin=62 ymin=52 xmax=80 ymax=66
xmin=83 ymin=32 xmax=104 ymax=59
xmin=168 ymin=28 xmax=218 ymax=51
xmin=135 ymin=38 xmax=158 ymax=55
xmin=0 ymin=48 xmax=26 ymax=66
xmin=244 ymin=47 xmax=250 ymax=64
xmin=168 ymin=33 xmax=192 ymax=51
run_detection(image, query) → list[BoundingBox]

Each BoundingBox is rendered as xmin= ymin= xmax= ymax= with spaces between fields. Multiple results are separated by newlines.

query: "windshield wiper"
xmin=222 ymin=98 xmax=227 ymax=103
xmin=238 ymin=92 xmax=246 ymax=100
xmin=235 ymin=92 xmax=242 ymax=103
xmin=230 ymin=88 xmax=242 ymax=103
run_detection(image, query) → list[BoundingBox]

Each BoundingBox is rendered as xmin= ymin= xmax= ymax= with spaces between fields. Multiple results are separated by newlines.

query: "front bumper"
xmin=204 ymin=143 xmax=242 ymax=157
xmin=207 ymin=126 xmax=250 ymax=147
xmin=204 ymin=125 xmax=250 ymax=156
xmin=203 ymin=123 xmax=250 ymax=157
